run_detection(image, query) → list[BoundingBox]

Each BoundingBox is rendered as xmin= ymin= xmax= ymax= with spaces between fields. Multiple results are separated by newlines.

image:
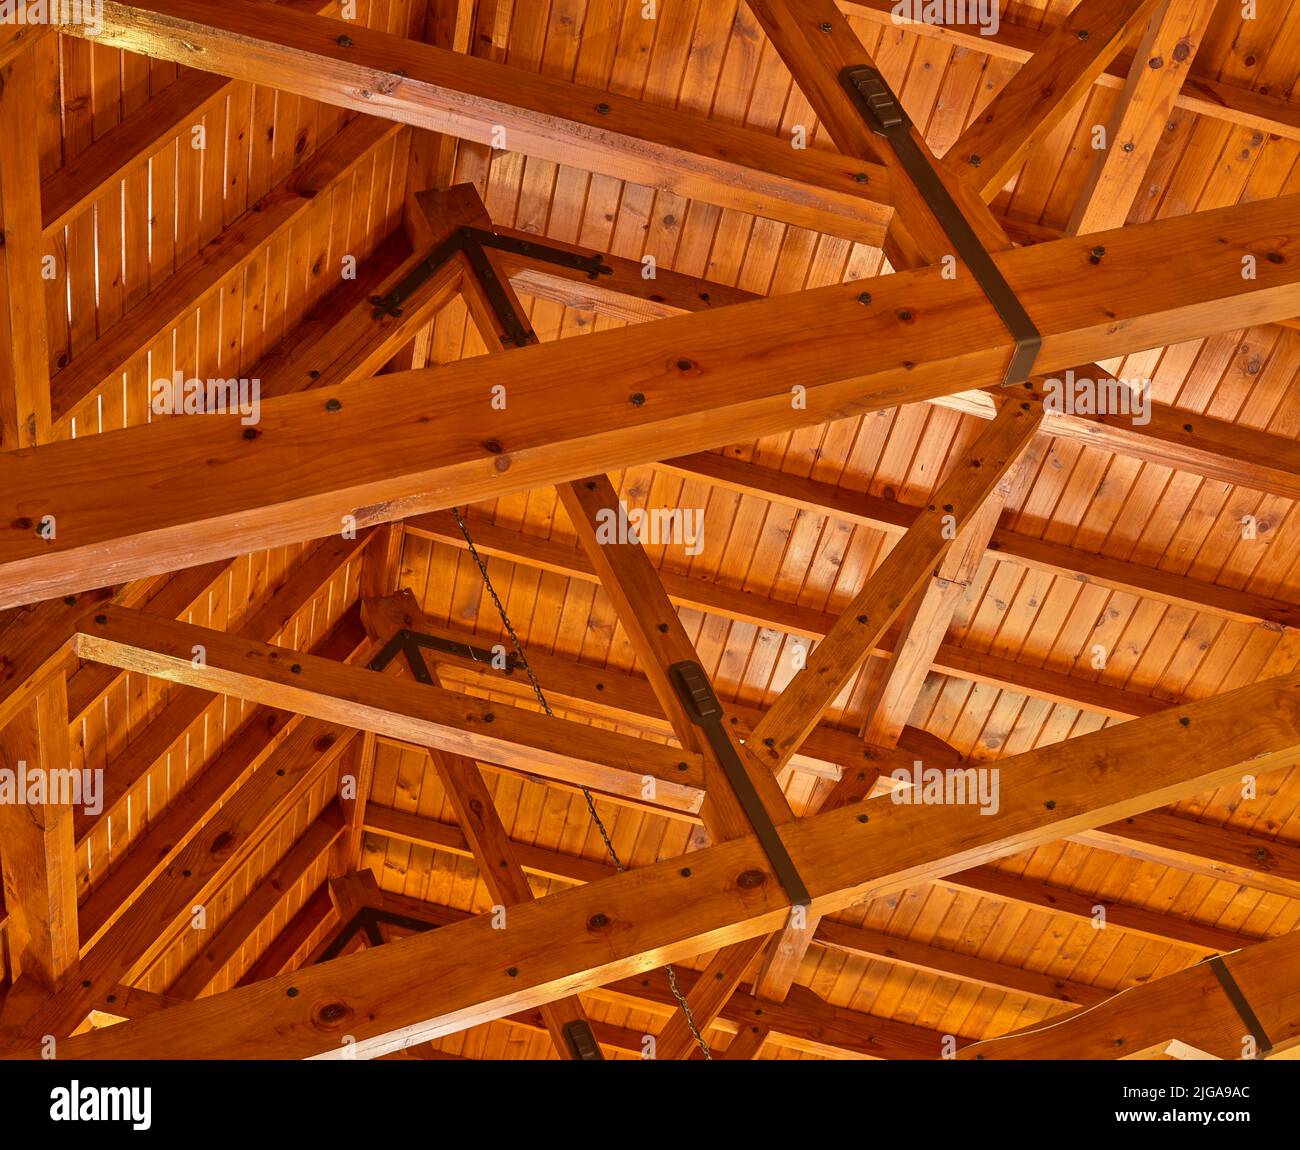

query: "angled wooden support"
xmin=0 ymin=677 xmax=77 ymax=991
xmin=1065 ymin=0 xmax=1218 ymax=236
xmin=31 ymin=664 xmax=1300 ymax=1059
xmin=5 ymin=188 xmax=1298 ymax=609
xmin=750 ymin=415 xmax=1042 ymax=1001
xmin=0 ymin=44 xmax=51 ymax=450
xmin=948 ymin=0 xmax=1167 ymax=200
xmin=745 ymin=398 xmax=1044 ymax=778
xmin=960 ymin=930 xmax=1300 ymax=1059
xmin=359 ymin=602 xmax=601 ymax=1061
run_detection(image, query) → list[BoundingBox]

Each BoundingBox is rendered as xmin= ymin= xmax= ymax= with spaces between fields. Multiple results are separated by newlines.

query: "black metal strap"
xmin=669 ymin=661 xmax=810 ymax=908
xmin=562 ymin=1020 xmax=605 ymax=1060
xmin=368 ymin=628 xmax=519 ymax=679
xmin=840 ymin=65 xmax=1042 ymax=387
xmin=370 ymin=224 xmax=612 ymax=323
xmin=1206 ymin=956 xmax=1274 ymax=1056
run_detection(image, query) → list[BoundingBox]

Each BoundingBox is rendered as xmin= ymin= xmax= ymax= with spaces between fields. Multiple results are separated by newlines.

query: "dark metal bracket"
xmin=315 ymin=906 xmax=444 ymax=962
xmin=370 ymin=224 xmax=613 ymax=337
xmin=562 ymin=1020 xmax=605 ymax=1061
xmin=369 ymin=628 xmax=519 ymax=684
xmin=840 ymin=65 xmax=1042 ymax=388
xmin=1205 ymin=955 xmax=1274 ymax=1056
xmin=669 ymin=660 xmax=811 ymax=908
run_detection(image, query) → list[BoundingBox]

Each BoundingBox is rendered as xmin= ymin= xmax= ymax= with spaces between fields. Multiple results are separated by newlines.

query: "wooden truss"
xmin=1 ymin=0 xmax=1299 ymax=1060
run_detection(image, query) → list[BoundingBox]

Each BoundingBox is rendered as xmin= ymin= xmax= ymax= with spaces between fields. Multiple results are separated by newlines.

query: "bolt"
xmin=243 ymin=427 xmax=259 ymax=440
xmin=1183 ymin=423 xmax=1193 ymax=432
xmin=585 ymin=480 xmax=597 ymax=490
xmin=1121 ymin=141 xmax=1134 ymax=152
xmin=819 ymin=21 xmax=833 ymax=32
xmin=1076 ymin=29 xmax=1089 ymax=41
xmin=596 ymin=102 xmax=611 ymax=114
xmin=588 ymin=914 xmax=609 ymax=929
xmin=968 ymin=154 xmax=981 ymax=167
xmin=681 ymin=867 xmax=692 ymax=877
xmin=337 ymin=34 xmax=352 ymax=47
xmin=898 ymin=309 xmax=913 ymax=321
xmin=677 ymin=761 xmax=689 ymax=772
xmin=286 ymin=987 xmax=299 ymax=997
xmin=857 ymin=614 xmax=869 ymax=624
xmin=308 ymin=369 xmax=321 ymax=379
xmin=853 ymin=171 xmax=868 ymax=184
xmin=95 ymin=613 xmax=107 ymax=624
xmin=506 ymin=967 xmax=518 ymax=977
xmin=858 ymin=814 xmax=869 ymax=824
xmin=483 ymin=712 xmax=495 ymax=723
xmin=858 ymin=292 xmax=872 ymax=305
xmin=657 ymin=622 xmax=670 ymax=633
xmin=290 ymin=664 xmax=302 ymax=674
xmin=325 ymin=398 xmax=342 ymax=412
xmin=1045 ymin=800 xmax=1056 ymax=810
xmin=630 ymin=392 xmax=646 ymax=406
xmin=1179 ymin=716 xmax=1190 ymax=727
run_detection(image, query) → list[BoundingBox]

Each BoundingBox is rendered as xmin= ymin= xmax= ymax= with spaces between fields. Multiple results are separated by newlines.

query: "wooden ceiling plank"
xmin=948 ymin=0 xmax=1167 ymax=200
xmin=0 ymin=44 xmax=52 ymax=451
xmin=959 ymin=929 xmax=1300 ymax=1059
xmin=37 ymin=665 xmax=1300 ymax=1059
xmin=80 ymin=0 xmax=896 ymax=247
xmin=746 ymin=0 xmax=1010 ymax=262
xmin=237 ymin=884 xmax=337 ymax=986
xmin=167 ymin=802 xmax=344 ymax=1000
xmin=75 ymin=605 xmax=709 ymax=815
xmin=49 ymin=113 xmax=404 ymax=424
xmin=7 ymin=185 xmax=1296 ymax=610
xmin=1066 ymin=0 xmax=1218 ymax=236
xmin=0 ymin=677 xmax=78 ymax=991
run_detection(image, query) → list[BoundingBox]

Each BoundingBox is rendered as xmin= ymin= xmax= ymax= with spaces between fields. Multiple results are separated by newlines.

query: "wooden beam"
xmin=82 ymin=0 xmax=895 ymax=247
xmin=36 ymin=666 xmax=1300 ymax=1058
xmin=0 ymin=678 xmax=77 ymax=990
xmin=4 ymin=190 xmax=1298 ymax=608
xmin=1066 ymin=0 xmax=1217 ymax=236
xmin=960 ymin=929 xmax=1300 ymax=1059
xmin=948 ymin=0 xmax=1166 ymax=200
xmin=73 ymin=606 xmax=707 ymax=816
xmin=0 ymin=45 xmax=51 ymax=450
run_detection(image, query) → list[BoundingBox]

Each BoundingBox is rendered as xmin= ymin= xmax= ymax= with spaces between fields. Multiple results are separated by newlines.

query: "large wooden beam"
xmin=71 ymin=606 xmax=707 ymax=815
xmin=0 ymin=45 xmax=50 ymax=450
xmin=948 ymin=0 xmax=1166 ymax=200
xmin=79 ymin=0 xmax=895 ymax=247
xmin=0 ymin=679 xmax=77 ymax=991
xmin=5 ymin=191 xmax=1297 ymax=609
xmin=960 ymin=929 xmax=1300 ymax=1059
xmin=32 ymin=666 xmax=1300 ymax=1058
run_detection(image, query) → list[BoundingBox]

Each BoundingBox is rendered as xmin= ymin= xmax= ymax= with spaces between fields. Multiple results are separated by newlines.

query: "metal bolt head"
xmin=630 ymin=392 xmax=646 ymax=406
xmin=968 ymin=154 xmax=982 ymax=167
xmin=325 ymin=397 xmax=342 ymax=412
xmin=853 ymin=171 xmax=868 ymax=184
xmin=596 ymin=102 xmax=611 ymax=114
xmin=1076 ymin=29 xmax=1089 ymax=40
xmin=819 ymin=21 xmax=833 ymax=32
xmin=857 ymin=291 xmax=872 ymax=305
xmin=337 ymin=34 xmax=353 ymax=47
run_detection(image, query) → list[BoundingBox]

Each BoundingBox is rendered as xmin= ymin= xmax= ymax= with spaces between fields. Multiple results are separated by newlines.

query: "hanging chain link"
xmin=450 ymin=505 xmax=713 ymax=1060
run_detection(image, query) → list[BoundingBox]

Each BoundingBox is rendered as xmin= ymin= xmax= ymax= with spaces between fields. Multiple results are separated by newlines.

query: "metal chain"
xmin=450 ymin=505 xmax=713 ymax=1060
